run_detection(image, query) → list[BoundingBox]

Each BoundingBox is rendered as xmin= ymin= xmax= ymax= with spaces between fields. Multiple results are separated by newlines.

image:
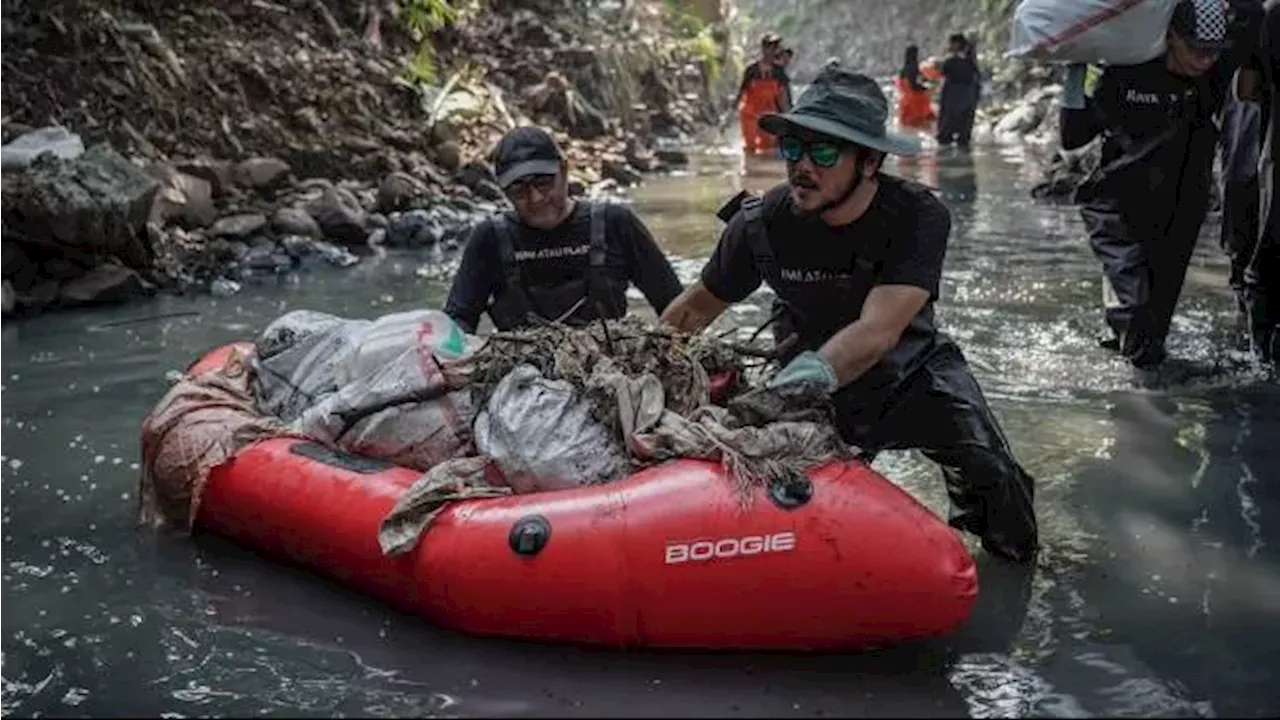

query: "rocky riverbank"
xmin=1 ymin=0 xmax=725 ymax=317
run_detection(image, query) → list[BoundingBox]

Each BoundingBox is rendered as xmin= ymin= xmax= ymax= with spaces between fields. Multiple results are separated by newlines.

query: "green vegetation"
xmin=397 ymin=0 xmax=462 ymax=85
xmin=662 ymin=0 xmax=725 ymax=82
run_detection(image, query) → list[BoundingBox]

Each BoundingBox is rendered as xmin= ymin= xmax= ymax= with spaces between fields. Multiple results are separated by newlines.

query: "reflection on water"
xmin=3 ymin=136 xmax=1279 ymax=718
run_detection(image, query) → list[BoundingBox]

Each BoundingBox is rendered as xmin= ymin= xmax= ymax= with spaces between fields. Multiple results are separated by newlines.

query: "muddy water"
xmin=3 ymin=138 xmax=1279 ymax=718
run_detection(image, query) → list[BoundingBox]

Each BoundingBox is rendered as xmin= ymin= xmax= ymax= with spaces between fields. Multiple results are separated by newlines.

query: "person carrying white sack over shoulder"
xmin=1043 ymin=0 xmax=1265 ymax=369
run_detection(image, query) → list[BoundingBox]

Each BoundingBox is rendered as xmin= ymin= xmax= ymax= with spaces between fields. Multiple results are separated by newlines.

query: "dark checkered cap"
xmin=1170 ymin=0 xmax=1230 ymax=51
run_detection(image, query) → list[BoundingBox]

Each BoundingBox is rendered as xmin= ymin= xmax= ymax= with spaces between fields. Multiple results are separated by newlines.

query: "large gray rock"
xmin=271 ymin=206 xmax=322 ymax=238
xmin=209 ymin=213 xmax=268 ymax=238
xmin=305 ymin=185 xmax=368 ymax=245
xmin=1 ymin=126 xmax=84 ymax=170
xmin=3 ymin=143 xmax=159 ymax=268
xmin=148 ymin=166 xmax=216 ymax=229
xmin=176 ymin=158 xmax=234 ymax=197
xmin=58 ymin=264 xmax=154 ymax=307
xmin=234 ymin=157 xmax=291 ymax=190
xmin=377 ymin=171 xmax=428 ymax=213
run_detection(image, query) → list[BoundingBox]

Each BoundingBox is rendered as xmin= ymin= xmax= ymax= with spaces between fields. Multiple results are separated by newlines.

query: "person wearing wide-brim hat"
xmin=662 ymin=66 xmax=1039 ymax=565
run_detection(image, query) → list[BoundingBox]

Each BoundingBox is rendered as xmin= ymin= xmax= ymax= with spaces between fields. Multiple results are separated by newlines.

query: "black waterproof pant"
xmin=1221 ymin=174 xmax=1260 ymax=306
xmin=1081 ymin=195 xmax=1207 ymax=367
xmin=1218 ymin=100 xmax=1262 ymax=311
xmin=1244 ymin=162 xmax=1280 ymax=361
xmin=833 ymin=338 xmax=1039 ymax=562
xmin=937 ymin=84 xmax=977 ymax=148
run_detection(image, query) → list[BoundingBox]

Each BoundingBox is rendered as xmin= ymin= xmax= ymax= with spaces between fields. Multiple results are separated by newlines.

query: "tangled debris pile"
xmin=465 ymin=316 xmax=742 ymax=435
xmin=381 ymin=316 xmax=853 ymax=555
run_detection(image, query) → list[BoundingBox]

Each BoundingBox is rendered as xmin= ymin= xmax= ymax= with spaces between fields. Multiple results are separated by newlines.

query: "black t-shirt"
xmin=444 ymin=201 xmax=683 ymax=333
xmin=700 ymin=175 xmax=951 ymax=344
xmin=941 ymin=55 xmax=979 ymax=86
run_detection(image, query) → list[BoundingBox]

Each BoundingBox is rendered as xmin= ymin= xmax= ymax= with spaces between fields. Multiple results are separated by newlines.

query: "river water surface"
xmin=3 ymin=137 xmax=1279 ymax=718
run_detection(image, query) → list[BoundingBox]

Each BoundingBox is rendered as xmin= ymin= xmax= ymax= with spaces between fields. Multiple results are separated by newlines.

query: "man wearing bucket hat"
xmin=661 ymin=66 xmax=1040 ymax=564
xmin=444 ymin=125 xmax=683 ymax=333
xmin=1059 ymin=0 xmax=1264 ymax=369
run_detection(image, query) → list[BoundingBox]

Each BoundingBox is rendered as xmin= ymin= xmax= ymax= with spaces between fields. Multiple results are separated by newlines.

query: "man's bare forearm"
xmin=817 ymin=319 xmax=899 ymax=387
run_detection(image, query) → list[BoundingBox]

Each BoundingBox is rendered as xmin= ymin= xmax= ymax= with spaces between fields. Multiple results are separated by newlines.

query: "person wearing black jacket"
xmin=936 ymin=34 xmax=981 ymax=149
xmin=1059 ymin=0 xmax=1264 ymax=368
xmin=1234 ymin=0 xmax=1280 ymax=362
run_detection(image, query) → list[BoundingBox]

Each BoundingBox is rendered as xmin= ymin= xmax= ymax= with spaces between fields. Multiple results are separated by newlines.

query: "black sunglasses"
xmin=779 ymin=136 xmax=846 ymax=168
xmin=505 ymin=174 xmax=557 ymax=200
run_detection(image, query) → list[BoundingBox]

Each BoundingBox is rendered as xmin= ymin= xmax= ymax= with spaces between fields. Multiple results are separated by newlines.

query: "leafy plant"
xmin=402 ymin=0 xmax=459 ymax=39
xmin=662 ymin=0 xmax=707 ymax=38
xmin=396 ymin=0 xmax=461 ymax=86
xmin=404 ymin=43 xmax=440 ymax=84
xmin=687 ymin=25 xmax=722 ymax=82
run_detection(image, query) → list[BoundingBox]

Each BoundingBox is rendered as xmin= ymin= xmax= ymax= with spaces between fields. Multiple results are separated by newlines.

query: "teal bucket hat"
xmin=760 ymin=66 xmax=922 ymax=156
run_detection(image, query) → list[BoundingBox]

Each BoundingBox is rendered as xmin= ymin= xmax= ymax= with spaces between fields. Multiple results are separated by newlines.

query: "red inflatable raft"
xmin=184 ymin=343 xmax=978 ymax=651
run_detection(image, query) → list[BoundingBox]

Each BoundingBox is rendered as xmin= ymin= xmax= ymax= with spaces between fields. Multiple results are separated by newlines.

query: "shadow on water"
xmin=3 ymin=134 xmax=1279 ymax=717
xmin=116 ymin=533 xmax=1036 ymax=718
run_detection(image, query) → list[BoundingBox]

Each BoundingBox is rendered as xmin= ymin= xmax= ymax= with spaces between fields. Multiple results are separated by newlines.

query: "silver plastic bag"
xmin=292 ymin=309 xmax=478 ymax=471
xmin=251 ymin=310 xmax=371 ymax=422
xmin=473 ymin=364 xmax=632 ymax=494
xmin=1007 ymin=0 xmax=1177 ymax=66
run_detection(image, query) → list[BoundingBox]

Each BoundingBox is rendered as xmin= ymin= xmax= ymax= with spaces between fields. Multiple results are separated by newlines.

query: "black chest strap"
xmin=741 ymin=194 xmax=881 ymax=285
xmin=492 ymin=202 xmax=610 ymax=323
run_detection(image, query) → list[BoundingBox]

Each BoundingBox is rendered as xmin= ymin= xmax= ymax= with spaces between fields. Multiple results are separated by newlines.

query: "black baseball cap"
xmin=490 ymin=126 xmax=565 ymax=189
xmin=1169 ymin=0 xmax=1230 ymax=51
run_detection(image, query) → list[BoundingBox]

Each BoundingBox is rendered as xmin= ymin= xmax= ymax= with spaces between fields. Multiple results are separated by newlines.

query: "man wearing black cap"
xmin=660 ymin=66 xmax=1039 ymax=564
xmin=443 ymin=126 xmax=683 ymax=333
xmin=1059 ymin=0 xmax=1264 ymax=369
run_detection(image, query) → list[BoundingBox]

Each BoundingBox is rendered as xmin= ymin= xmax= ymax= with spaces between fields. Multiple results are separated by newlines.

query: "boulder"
xmin=377 ymin=171 xmax=429 ymax=213
xmin=601 ymin=155 xmax=643 ymax=186
xmin=234 ymin=157 xmax=292 ymax=190
xmin=148 ymin=167 xmax=216 ymax=229
xmin=386 ymin=209 xmax=443 ymax=248
xmin=305 ymin=185 xmax=368 ymax=245
xmin=271 ymin=206 xmax=322 ymax=238
xmin=3 ymin=143 xmax=159 ymax=268
xmin=1 ymin=126 xmax=84 ymax=170
xmin=176 ymin=159 xmax=235 ymax=197
xmin=58 ymin=264 xmax=154 ymax=307
xmin=17 ymin=280 xmax=60 ymax=311
xmin=238 ymin=240 xmax=296 ymax=275
xmin=208 ymin=213 xmax=268 ymax=239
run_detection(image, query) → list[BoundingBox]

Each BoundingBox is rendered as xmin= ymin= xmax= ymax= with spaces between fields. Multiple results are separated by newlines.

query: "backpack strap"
xmin=741 ymin=194 xmax=778 ymax=284
xmin=584 ymin=201 xmax=609 ymax=309
xmin=588 ymin=201 xmax=607 ymax=270
xmin=491 ymin=214 xmax=539 ymax=316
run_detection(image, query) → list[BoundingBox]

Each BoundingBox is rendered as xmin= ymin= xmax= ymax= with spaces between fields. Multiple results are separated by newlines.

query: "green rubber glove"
xmin=767 ymin=350 xmax=839 ymax=395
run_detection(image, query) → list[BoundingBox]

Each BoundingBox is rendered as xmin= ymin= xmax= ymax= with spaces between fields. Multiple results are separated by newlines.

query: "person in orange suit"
xmin=736 ymin=33 xmax=791 ymax=154
xmin=896 ymin=44 xmax=936 ymax=128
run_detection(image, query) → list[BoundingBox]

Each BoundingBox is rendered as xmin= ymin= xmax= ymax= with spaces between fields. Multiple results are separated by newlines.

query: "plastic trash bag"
xmin=252 ymin=310 xmax=371 ymax=422
xmin=1 ymin=126 xmax=85 ymax=170
xmin=293 ymin=309 xmax=481 ymax=471
xmin=1007 ymin=0 xmax=1177 ymax=66
xmin=474 ymin=363 xmax=632 ymax=494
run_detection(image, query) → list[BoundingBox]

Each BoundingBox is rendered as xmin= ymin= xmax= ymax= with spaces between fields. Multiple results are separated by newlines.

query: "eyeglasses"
xmin=506 ymin=174 xmax=557 ymax=201
xmin=779 ymin=137 xmax=845 ymax=168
